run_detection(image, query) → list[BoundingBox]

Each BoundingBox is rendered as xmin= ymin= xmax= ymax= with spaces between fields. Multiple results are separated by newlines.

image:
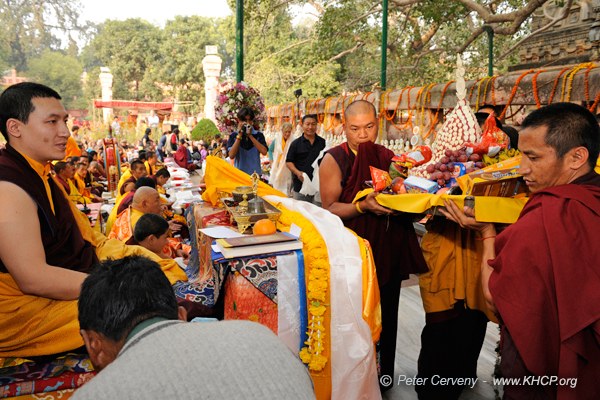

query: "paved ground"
xmin=383 ymin=282 xmax=501 ymax=400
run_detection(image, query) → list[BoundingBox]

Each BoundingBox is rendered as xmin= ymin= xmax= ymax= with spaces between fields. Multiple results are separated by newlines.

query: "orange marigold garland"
xmin=468 ymin=78 xmax=481 ymax=105
xmin=271 ymin=207 xmax=331 ymax=372
xmin=532 ymin=69 xmax=545 ymax=109
xmin=499 ymin=69 xmax=534 ymax=120
xmin=589 ymin=92 xmax=600 ymax=112
xmin=548 ymin=67 xmax=571 ymax=105
xmin=423 ymin=80 xmax=454 ymax=139
xmin=481 ymin=76 xmax=494 ymax=108
xmin=384 ymin=89 xmax=403 ymax=122
xmin=490 ymin=76 xmax=498 ymax=106
xmin=475 ymin=77 xmax=490 ymax=110
xmin=584 ymin=65 xmax=595 ymax=104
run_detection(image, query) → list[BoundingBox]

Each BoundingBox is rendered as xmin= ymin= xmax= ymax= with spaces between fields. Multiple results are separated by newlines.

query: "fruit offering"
xmin=425 ymin=148 xmax=485 ymax=187
xmin=253 ymin=219 xmax=277 ymax=235
xmin=391 ymin=177 xmax=407 ymax=194
xmin=482 ymin=148 xmax=520 ymax=166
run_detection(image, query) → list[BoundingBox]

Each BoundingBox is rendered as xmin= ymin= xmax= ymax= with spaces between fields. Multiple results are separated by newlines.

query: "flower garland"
xmin=414 ymin=86 xmax=426 ymax=129
xmin=499 ymin=69 xmax=534 ymax=120
xmin=584 ymin=65 xmax=595 ymax=104
xmin=418 ymin=83 xmax=436 ymax=132
xmin=531 ymin=70 xmax=545 ymax=109
xmin=215 ymin=81 xmax=266 ymax=133
xmin=561 ymin=63 xmax=594 ymax=102
xmin=272 ymin=205 xmax=331 ymax=372
xmin=383 ymin=89 xmax=402 ymax=122
xmin=480 ymin=76 xmax=494 ymax=109
xmin=424 ymin=80 xmax=454 ymax=139
xmin=475 ymin=77 xmax=487 ymax=110
xmin=588 ymin=92 xmax=600 ymax=112
xmin=547 ymin=67 xmax=570 ymax=105
xmin=468 ymin=78 xmax=482 ymax=105
xmin=397 ymin=87 xmax=412 ymax=125
xmin=339 ymin=95 xmax=348 ymax=125
xmin=490 ymin=76 xmax=498 ymax=106
xmin=323 ymin=97 xmax=335 ymax=132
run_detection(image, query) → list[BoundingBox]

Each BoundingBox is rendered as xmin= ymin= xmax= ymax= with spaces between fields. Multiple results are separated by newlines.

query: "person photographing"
xmin=227 ymin=107 xmax=268 ymax=175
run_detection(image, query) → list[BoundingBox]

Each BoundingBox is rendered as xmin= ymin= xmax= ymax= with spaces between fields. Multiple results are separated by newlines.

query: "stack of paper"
xmin=212 ymin=232 xmax=302 ymax=259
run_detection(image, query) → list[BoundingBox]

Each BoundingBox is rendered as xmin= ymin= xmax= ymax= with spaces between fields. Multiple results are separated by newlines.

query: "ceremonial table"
xmin=173 ymin=202 xmax=307 ymax=350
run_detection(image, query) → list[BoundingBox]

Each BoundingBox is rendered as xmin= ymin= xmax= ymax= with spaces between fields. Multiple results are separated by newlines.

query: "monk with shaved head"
xmin=319 ymin=100 xmax=428 ymax=392
xmin=109 ymin=187 xmax=163 ymax=245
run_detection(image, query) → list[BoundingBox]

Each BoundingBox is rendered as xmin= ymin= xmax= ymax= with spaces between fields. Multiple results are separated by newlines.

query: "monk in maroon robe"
xmin=443 ymin=103 xmax=600 ymax=400
xmin=320 ymin=100 xmax=427 ymax=391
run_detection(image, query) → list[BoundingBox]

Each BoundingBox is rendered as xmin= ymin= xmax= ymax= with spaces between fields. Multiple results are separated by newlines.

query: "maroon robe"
xmin=327 ymin=140 xmax=428 ymax=385
xmin=117 ymin=191 xmax=135 ymax=215
xmin=327 ymin=140 xmax=427 ymax=285
xmin=54 ymin=175 xmax=71 ymax=194
xmin=0 ymin=145 xmax=98 ymax=274
xmin=174 ymin=145 xmax=197 ymax=171
xmin=489 ymin=171 xmax=600 ymax=400
xmin=119 ymin=176 xmax=136 ymax=196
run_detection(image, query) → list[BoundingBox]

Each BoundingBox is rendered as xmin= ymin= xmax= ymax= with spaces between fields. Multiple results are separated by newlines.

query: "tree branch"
xmin=306 ymin=0 xmax=324 ymax=14
xmin=247 ymin=38 xmax=312 ymax=71
xmin=456 ymin=26 xmax=485 ymax=54
xmin=292 ymin=41 xmax=365 ymax=80
xmin=498 ymin=0 xmax=574 ymax=60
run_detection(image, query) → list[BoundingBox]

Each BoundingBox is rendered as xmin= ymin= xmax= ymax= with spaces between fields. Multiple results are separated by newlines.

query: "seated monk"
xmin=0 ymin=82 xmax=187 ymax=360
xmin=109 ymin=187 xmax=164 ymax=245
xmin=117 ymin=176 xmax=157 ymax=216
xmin=89 ymin=160 xmax=106 ymax=181
xmin=117 ymin=159 xmax=147 ymax=196
xmin=73 ymin=160 xmax=102 ymax=203
xmin=174 ymin=139 xmax=198 ymax=171
xmin=105 ymin=159 xmax=150 ymax=232
xmin=54 ymin=160 xmax=94 ymax=205
xmin=133 ymin=214 xmax=188 ymax=261
xmin=152 ymin=167 xmax=171 ymax=196
xmin=109 ymin=187 xmax=189 ymax=256
xmin=144 ymin=151 xmax=159 ymax=176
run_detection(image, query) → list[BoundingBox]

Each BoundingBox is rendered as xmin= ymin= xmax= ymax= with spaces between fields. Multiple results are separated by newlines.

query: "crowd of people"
xmin=0 ymin=81 xmax=598 ymax=400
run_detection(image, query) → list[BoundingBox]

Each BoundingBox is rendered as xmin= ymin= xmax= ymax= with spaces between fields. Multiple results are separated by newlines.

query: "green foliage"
xmin=157 ymin=16 xmax=227 ymax=114
xmin=0 ymin=0 xmax=85 ymax=71
xmin=0 ymin=0 xmax=551 ymax=120
xmin=26 ymin=50 xmax=85 ymax=110
xmin=83 ymin=19 xmax=163 ymax=100
xmin=191 ymin=118 xmax=220 ymax=142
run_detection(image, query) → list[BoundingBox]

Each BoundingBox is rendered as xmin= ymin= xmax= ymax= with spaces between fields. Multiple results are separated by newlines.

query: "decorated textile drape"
xmin=202 ymin=155 xmax=382 ymax=400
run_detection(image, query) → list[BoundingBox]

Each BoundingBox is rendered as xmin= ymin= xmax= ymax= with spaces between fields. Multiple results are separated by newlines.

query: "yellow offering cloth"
xmin=354 ymin=189 xmax=528 ymax=224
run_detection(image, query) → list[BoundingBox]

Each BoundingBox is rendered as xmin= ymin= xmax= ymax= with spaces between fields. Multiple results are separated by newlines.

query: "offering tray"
xmin=218 ymin=193 xmax=280 ymax=233
xmin=217 ymin=173 xmax=280 ymax=233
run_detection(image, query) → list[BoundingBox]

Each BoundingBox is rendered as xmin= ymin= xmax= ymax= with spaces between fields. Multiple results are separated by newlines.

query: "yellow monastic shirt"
xmin=19 ymin=150 xmax=55 ymax=214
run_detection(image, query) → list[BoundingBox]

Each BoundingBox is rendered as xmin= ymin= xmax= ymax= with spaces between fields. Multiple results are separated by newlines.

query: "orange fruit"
xmin=253 ymin=219 xmax=277 ymax=235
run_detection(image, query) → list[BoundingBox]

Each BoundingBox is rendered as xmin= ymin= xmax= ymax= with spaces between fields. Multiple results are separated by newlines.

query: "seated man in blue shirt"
xmin=227 ymin=107 xmax=268 ymax=175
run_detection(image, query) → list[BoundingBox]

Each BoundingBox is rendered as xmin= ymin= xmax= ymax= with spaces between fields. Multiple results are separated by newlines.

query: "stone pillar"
xmin=99 ymin=67 xmax=113 ymax=124
xmin=202 ymin=45 xmax=223 ymax=124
